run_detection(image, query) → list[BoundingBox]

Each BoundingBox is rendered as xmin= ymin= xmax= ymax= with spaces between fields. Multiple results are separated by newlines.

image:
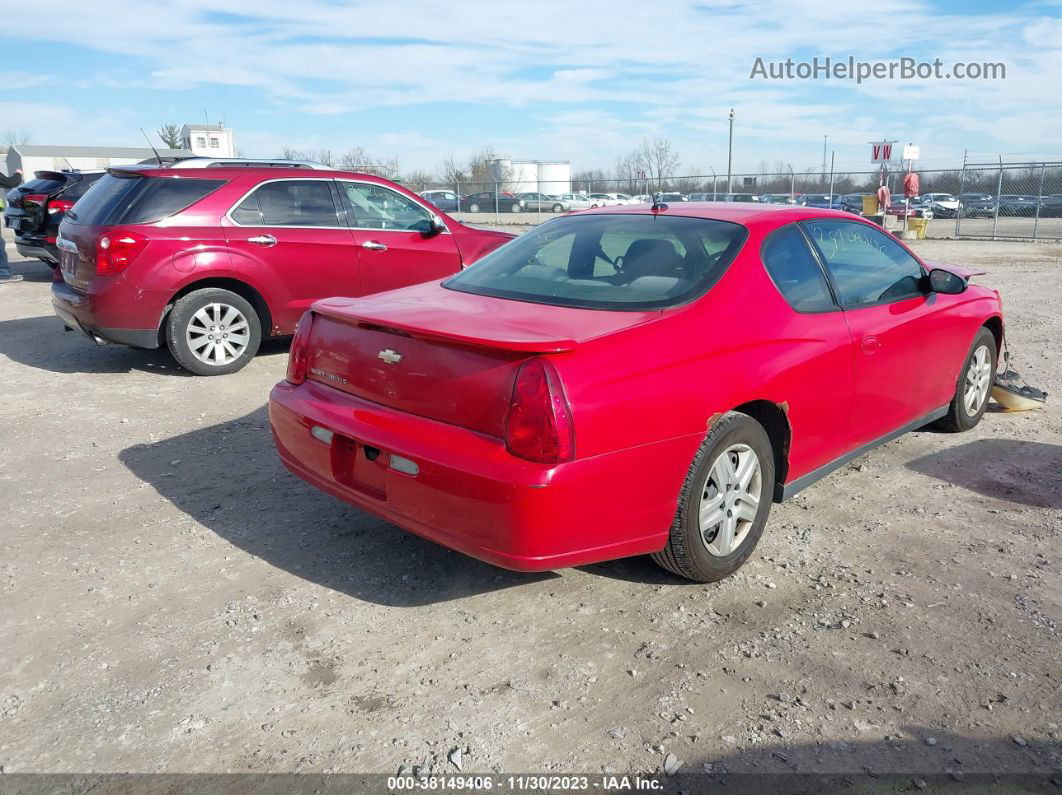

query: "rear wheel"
xmin=468 ymin=203 xmax=480 ymax=213
xmin=551 ymin=203 xmax=564 ymax=213
xmin=510 ymin=203 xmax=522 ymax=213
xmin=652 ymin=412 xmax=775 ymax=582
xmin=936 ymin=327 xmax=996 ymax=432
xmin=165 ymin=288 xmax=262 ymax=376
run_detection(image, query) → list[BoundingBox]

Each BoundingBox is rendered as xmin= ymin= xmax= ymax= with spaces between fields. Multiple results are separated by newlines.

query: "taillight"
xmin=96 ymin=230 xmax=149 ymax=276
xmin=22 ymin=193 xmax=47 ymax=208
xmin=286 ymin=311 xmax=315 ymax=385
xmin=48 ymin=198 xmax=76 ymax=215
xmin=505 ymin=358 xmax=575 ymax=465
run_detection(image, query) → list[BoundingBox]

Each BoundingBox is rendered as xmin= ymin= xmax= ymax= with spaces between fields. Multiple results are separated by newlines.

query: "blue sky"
xmin=2 ymin=0 xmax=1060 ymax=175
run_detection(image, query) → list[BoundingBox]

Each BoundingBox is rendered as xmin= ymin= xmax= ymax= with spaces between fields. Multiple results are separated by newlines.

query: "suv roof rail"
xmin=162 ymin=157 xmax=332 ymax=170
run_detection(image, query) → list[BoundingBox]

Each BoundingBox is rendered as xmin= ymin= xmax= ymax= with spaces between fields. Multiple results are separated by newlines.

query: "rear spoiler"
xmin=34 ymin=170 xmax=80 ymax=182
xmin=312 ymin=298 xmax=578 ymax=354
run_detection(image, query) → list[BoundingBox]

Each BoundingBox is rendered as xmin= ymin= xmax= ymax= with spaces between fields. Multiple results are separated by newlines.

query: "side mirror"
xmin=928 ymin=268 xmax=967 ymax=295
xmin=429 ymin=213 xmax=447 ymax=235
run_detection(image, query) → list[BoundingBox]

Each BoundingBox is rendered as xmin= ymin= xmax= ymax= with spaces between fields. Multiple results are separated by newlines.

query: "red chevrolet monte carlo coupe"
xmin=269 ymin=203 xmax=1004 ymax=582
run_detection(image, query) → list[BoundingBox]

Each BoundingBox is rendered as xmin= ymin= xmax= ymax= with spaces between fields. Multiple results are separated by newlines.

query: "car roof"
xmin=107 ymin=164 xmax=398 ymax=183
xmin=573 ymin=202 xmax=861 ymax=227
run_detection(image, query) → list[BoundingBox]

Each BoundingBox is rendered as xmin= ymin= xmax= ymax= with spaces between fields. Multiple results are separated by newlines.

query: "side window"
xmin=802 ymin=220 xmax=925 ymax=307
xmin=341 ymin=182 xmax=433 ymax=231
xmin=761 ymin=225 xmax=835 ymax=312
xmin=231 ymin=180 xmax=340 ymax=227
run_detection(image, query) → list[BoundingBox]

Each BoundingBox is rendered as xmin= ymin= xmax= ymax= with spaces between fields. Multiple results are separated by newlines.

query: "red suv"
xmin=53 ymin=164 xmax=515 ymax=374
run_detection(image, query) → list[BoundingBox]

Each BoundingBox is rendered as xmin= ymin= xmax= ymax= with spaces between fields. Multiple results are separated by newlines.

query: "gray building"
xmin=4 ymin=145 xmax=193 ymax=176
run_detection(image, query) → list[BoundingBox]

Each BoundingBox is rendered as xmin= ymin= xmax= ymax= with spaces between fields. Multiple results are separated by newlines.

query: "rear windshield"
xmin=444 ymin=214 xmax=748 ymax=310
xmin=60 ymin=172 xmax=104 ymax=200
xmin=19 ymin=178 xmax=65 ymax=194
xmin=66 ymin=173 xmax=225 ymax=226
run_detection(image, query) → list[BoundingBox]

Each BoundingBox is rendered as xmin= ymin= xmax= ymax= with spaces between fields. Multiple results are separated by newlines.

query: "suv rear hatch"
xmin=5 ymin=174 xmax=66 ymax=235
xmin=58 ymin=169 xmax=226 ymax=292
xmin=304 ymin=283 xmax=659 ymax=436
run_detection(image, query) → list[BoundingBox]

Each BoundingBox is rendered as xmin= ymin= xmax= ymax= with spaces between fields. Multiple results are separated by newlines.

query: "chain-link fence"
xmin=397 ymin=161 xmax=1062 ymax=240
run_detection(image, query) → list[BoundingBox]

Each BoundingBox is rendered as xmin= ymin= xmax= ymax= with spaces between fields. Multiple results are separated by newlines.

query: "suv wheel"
xmin=166 ymin=288 xmax=262 ymax=376
xmin=652 ymin=412 xmax=775 ymax=582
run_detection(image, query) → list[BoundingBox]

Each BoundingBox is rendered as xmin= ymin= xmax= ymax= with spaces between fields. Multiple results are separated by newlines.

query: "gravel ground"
xmin=0 ymin=228 xmax=1059 ymax=782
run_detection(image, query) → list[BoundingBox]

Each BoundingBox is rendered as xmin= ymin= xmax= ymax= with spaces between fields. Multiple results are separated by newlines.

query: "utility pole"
xmin=726 ymin=108 xmax=734 ymax=194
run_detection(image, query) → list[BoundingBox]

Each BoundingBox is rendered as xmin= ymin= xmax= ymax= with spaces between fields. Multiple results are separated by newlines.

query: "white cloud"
xmin=2 ymin=0 xmax=1059 ymax=171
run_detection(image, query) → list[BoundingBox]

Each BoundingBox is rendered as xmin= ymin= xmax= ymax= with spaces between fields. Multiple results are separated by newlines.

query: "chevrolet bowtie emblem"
xmin=377 ymin=349 xmax=403 ymax=365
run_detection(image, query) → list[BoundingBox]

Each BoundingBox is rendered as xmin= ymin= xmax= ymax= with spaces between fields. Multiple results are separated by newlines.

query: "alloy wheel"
xmin=186 ymin=302 xmax=251 ymax=367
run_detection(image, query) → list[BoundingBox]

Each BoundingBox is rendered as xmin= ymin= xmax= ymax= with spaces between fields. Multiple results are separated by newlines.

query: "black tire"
xmin=935 ymin=327 xmax=996 ymax=432
xmin=165 ymin=288 xmax=262 ymax=376
xmin=551 ymin=203 xmax=564 ymax=213
xmin=652 ymin=412 xmax=775 ymax=582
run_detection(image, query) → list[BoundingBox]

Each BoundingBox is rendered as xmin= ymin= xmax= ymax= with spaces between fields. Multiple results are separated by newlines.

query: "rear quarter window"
xmin=65 ymin=174 xmax=225 ymax=226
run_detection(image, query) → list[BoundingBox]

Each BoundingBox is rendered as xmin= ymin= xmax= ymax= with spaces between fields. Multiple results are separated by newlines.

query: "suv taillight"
xmin=286 ymin=311 xmax=315 ymax=385
xmin=505 ymin=358 xmax=575 ymax=465
xmin=22 ymin=193 xmax=47 ymax=208
xmin=96 ymin=230 xmax=149 ymax=276
xmin=48 ymin=198 xmax=76 ymax=215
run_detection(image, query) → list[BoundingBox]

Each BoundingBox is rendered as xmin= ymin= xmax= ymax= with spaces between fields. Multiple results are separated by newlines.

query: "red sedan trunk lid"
xmin=306 ymin=281 xmax=660 ymax=436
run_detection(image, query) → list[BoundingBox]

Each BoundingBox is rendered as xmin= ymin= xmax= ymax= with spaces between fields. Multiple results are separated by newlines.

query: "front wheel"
xmin=936 ymin=327 xmax=996 ymax=432
xmin=510 ymin=202 xmax=522 ymax=213
xmin=652 ymin=412 xmax=775 ymax=582
xmin=467 ymin=203 xmax=480 ymax=213
xmin=165 ymin=288 xmax=262 ymax=376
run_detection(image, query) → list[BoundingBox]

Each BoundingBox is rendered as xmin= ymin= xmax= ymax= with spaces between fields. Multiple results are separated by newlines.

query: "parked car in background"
xmin=919 ymin=193 xmax=961 ymax=219
xmin=887 ymin=200 xmax=933 ymax=220
xmin=459 ymin=191 xmax=526 ymax=213
xmin=688 ymin=192 xmax=717 ymax=202
xmin=270 ymin=203 xmax=1004 ymax=582
xmin=588 ymin=193 xmax=621 ymax=207
xmin=632 ymin=195 xmax=652 ymax=203
xmin=1037 ymin=194 xmax=1062 ymax=217
xmin=419 ymin=189 xmax=459 ymax=212
xmin=551 ymin=194 xmax=596 ymax=211
xmin=657 ymin=192 xmax=688 ymax=203
xmin=957 ymin=193 xmax=995 ymax=218
xmin=52 ymin=164 xmax=514 ymax=375
xmin=759 ymin=193 xmax=798 ymax=205
xmin=3 ymin=170 xmax=105 ymax=265
xmin=837 ymin=193 xmax=868 ymax=214
xmin=517 ymin=192 xmax=567 ymax=212
xmin=720 ymin=193 xmax=759 ymax=203
xmin=798 ymin=194 xmax=844 ymax=210
xmin=997 ymin=194 xmax=1040 ymax=216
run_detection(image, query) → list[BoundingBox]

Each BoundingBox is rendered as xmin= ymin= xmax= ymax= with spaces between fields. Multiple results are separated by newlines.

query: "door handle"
xmin=247 ymin=235 xmax=277 ymax=247
xmin=362 ymin=241 xmax=387 ymax=251
xmin=860 ymin=336 xmax=881 ymax=354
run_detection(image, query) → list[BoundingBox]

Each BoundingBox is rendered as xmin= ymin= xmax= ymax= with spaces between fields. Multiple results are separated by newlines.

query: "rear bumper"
xmin=269 ymin=380 xmax=694 ymax=572
xmin=51 ymin=280 xmax=164 ymax=349
xmin=15 ymin=236 xmax=58 ymax=263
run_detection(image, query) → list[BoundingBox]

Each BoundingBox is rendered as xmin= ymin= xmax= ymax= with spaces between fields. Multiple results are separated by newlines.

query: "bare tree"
xmin=4 ymin=130 xmax=30 ymax=147
xmin=338 ymin=146 xmax=372 ymax=171
xmin=628 ymin=137 xmax=679 ymax=189
xmin=279 ymin=146 xmax=302 ymax=160
xmin=440 ymin=152 xmax=467 ymax=185
xmin=401 ymin=169 xmax=436 ymax=192
xmin=156 ymin=124 xmax=183 ymax=149
xmin=467 ymin=146 xmax=499 ymax=187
